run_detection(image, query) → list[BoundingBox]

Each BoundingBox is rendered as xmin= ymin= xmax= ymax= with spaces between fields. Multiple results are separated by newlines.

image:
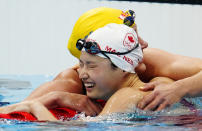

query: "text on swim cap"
xmin=105 ymin=45 xmax=133 ymax=66
xmin=123 ymin=56 xmax=133 ymax=66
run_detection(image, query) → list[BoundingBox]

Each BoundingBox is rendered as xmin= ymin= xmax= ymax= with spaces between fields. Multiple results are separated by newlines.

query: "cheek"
xmin=99 ymin=72 xmax=120 ymax=88
xmin=88 ymin=69 xmax=107 ymax=87
xmin=89 ymin=70 xmax=111 ymax=86
xmin=88 ymin=69 xmax=100 ymax=79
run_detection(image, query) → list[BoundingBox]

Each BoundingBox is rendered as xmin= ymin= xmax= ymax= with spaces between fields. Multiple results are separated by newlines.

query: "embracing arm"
xmin=138 ymin=48 xmax=202 ymax=110
xmin=0 ymin=100 xmax=57 ymax=121
xmin=0 ymin=91 xmax=102 ymax=117
xmin=144 ymin=48 xmax=202 ymax=96
xmin=24 ymin=67 xmax=83 ymax=101
xmin=142 ymin=48 xmax=202 ymax=81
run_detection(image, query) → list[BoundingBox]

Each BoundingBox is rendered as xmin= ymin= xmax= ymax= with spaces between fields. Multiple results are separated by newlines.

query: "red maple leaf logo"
xmin=128 ymin=36 xmax=134 ymax=43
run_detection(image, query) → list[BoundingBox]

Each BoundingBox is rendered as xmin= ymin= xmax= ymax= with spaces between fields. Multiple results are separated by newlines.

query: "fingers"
xmin=88 ymin=100 xmax=103 ymax=114
xmin=137 ymin=92 xmax=156 ymax=109
xmin=156 ymin=101 xmax=170 ymax=111
xmin=139 ymin=83 xmax=155 ymax=91
xmin=138 ymin=94 xmax=171 ymax=111
xmin=143 ymin=97 xmax=164 ymax=111
xmin=75 ymin=96 xmax=102 ymax=116
xmin=55 ymin=93 xmax=102 ymax=116
xmin=84 ymin=99 xmax=102 ymax=116
xmin=139 ymin=81 xmax=159 ymax=91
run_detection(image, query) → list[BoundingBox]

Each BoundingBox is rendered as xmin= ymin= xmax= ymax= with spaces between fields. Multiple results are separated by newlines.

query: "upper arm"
xmin=141 ymin=48 xmax=202 ymax=81
xmin=24 ymin=67 xmax=83 ymax=101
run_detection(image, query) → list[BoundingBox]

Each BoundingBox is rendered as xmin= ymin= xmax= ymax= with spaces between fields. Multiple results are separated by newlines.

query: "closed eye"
xmin=79 ymin=60 xmax=84 ymax=67
xmin=88 ymin=65 xmax=97 ymax=69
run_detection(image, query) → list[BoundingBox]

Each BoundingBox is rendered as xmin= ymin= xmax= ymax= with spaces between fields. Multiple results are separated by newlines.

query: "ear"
xmin=121 ymin=69 xmax=130 ymax=77
xmin=134 ymin=62 xmax=146 ymax=74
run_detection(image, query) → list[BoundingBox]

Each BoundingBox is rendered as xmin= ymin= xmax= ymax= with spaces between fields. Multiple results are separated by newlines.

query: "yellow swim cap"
xmin=68 ymin=7 xmax=135 ymax=58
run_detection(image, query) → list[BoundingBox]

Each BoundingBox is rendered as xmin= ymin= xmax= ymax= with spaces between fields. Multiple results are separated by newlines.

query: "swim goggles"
xmin=76 ymin=39 xmax=139 ymax=59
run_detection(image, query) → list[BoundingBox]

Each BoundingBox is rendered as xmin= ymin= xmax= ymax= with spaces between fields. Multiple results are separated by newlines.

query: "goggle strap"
xmin=76 ymin=39 xmax=139 ymax=56
xmin=101 ymin=52 xmax=111 ymax=60
xmin=100 ymin=43 xmax=139 ymax=55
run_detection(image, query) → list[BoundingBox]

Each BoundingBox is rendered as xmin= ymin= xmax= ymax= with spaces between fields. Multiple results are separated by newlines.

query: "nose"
xmin=78 ymin=67 xmax=89 ymax=81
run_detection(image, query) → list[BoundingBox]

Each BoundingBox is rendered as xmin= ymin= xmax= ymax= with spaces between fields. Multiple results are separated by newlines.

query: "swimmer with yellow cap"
xmin=68 ymin=7 xmax=138 ymax=58
xmin=67 ymin=7 xmax=202 ymax=112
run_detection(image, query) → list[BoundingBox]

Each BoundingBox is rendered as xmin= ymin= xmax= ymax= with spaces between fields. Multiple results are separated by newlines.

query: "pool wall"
xmin=1 ymin=0 xmax=202 ymax=75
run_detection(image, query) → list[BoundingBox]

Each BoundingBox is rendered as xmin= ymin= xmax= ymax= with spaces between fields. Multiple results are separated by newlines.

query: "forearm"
xmin=36 ymin=91 xmax=102 ymax=116
xmin=175 ymin=70 xmax=202 ymax=97
xmin=0 ymin=103 xmax=20 ymax=113
xmin=30 ymin=101 xmax=57 ymax=121
xmin=24 ymin=80 xmax=83 ymax=101
xmin=24 ymin=68 xmax=83 ymax=101
xmin=34 ymin=91 xmax=77 ymax=109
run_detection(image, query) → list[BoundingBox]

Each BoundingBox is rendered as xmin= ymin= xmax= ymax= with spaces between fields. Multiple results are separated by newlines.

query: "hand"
xmin=137 ymin=81 xmax=185 ymax=111
xmin=0 ymin=100 xmax=61 ymax=121
xmin=0 ymin=101 xmax=33 ymax=114
xmin=132 ymin=24 xmax=148 ymax=49
xmin=38 ymin=91 xmax=103 ymax=116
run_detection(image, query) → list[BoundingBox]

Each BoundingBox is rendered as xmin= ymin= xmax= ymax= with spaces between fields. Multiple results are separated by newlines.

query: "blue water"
xmin=0 ymin=75 xmax=202 ymax=131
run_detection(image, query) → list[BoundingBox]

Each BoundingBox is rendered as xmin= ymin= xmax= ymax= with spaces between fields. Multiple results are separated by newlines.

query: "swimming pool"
xmin=0 ymin=75 xmax=202 ymax=130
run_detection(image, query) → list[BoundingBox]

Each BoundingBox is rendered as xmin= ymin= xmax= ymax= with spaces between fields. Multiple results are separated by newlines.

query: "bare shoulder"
xmin=140 ymin=48 xmax=175 ymax=81
xmin=100 ymin=88 xmax=149 ymax=115
xmin=53 ymin=67 xmax=83 ymax=92
xmin=54 ymin=67 xmax=79 ymax=81
xmin=142 ymin=48 xmax=179 ymax=79
xmin=143 ymin=48 xmax=176 ymax=64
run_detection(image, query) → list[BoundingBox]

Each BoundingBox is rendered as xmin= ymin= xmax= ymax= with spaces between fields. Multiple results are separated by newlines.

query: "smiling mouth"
xmin=84 ymin=82 xmax=95 ymax=89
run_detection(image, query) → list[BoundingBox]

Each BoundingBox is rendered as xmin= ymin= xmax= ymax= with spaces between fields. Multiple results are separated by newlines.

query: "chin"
xmin=87 ymin=93 xmax=98 ymax=99
xmin=87 ymin=93 xmax=104 ymax=100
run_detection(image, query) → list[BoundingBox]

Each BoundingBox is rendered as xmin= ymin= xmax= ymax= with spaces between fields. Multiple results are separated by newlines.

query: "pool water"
xmin=0 ymin=75 xmax=202 ymax=131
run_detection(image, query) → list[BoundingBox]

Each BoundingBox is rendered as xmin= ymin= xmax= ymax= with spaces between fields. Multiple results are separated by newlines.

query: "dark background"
xmin=107 ymin=0 xmax=202 ymax=5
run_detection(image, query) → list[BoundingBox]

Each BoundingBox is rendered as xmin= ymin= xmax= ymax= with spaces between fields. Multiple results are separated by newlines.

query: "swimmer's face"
xmin=78 ymin=51 xmax=126 ymax=101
